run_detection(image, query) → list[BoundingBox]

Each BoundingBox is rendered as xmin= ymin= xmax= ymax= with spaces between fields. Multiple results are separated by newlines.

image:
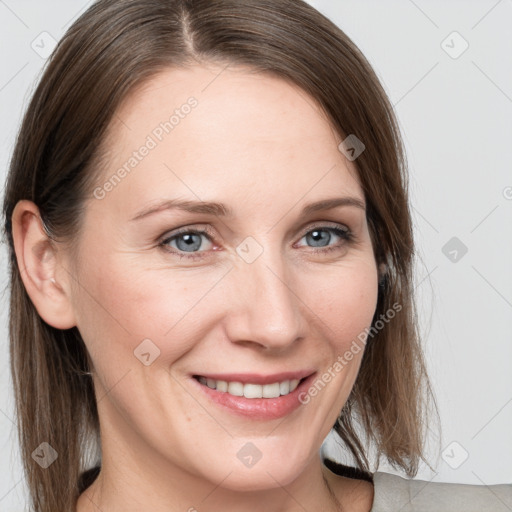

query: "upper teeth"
xmin=197 ymin=377 xmax=301 ymax=398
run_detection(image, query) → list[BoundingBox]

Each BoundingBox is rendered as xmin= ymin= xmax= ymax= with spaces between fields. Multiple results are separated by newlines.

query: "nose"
xmin=223 ymin=246 xmax=304 ymax=351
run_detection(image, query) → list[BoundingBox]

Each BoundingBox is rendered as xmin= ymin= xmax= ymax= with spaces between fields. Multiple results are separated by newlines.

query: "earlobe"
xmin=11 ymin=200 xmax=77 ymax=330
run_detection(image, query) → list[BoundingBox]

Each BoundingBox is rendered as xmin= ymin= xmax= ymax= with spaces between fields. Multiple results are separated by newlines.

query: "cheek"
xmin=72 ymin=253 xmax=228 ymax=371
xmin=303 ymin=261 xmax=379 ymax=349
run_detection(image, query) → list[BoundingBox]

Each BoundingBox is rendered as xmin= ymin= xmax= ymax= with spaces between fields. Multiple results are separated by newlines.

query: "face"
xmin=65 ymin=64 xmax=379 ymax=490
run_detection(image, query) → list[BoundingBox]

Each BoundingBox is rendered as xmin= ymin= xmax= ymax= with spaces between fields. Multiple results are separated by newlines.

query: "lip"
xmin=190 ymin=371 xmax=317 ymax=421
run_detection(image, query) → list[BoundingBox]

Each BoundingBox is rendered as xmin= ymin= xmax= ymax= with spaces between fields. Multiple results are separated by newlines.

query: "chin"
xmin=203 ymin=443 xmax=312 ymax=491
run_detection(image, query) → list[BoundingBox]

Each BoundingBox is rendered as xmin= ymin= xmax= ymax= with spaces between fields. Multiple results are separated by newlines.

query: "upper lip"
xmin=192 ymin=370 xmax=316 ymax=385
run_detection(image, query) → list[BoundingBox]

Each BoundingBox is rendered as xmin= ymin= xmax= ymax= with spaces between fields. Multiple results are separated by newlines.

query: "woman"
xmin=3 ymin=1 xmax=510 ymax=511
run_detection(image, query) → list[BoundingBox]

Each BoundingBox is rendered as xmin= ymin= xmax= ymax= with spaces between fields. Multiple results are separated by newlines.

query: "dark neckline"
xmin=322 ymin=457 xmax=374 ymax=483
xmin=78 ymin=466 xmax=101 ymax=494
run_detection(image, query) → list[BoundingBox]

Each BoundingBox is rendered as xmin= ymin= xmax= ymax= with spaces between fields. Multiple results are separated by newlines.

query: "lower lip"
xmin=191 ymin=373 xmax=317 ymax=420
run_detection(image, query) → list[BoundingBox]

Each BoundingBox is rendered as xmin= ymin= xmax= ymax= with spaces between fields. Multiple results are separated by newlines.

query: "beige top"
xmin=370 ymin=471 xmax=512 ymax=511
xmin=322 ymin=458 xmax=512 ymax=511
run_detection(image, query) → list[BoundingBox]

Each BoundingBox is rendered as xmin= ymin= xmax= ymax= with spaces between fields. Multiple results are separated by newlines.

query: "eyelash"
xmin=158 ymin=224 xmax=354 ymax=261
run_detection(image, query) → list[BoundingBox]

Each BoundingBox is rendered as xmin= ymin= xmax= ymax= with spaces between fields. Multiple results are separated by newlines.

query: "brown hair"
xmin=2 ymin=1 xmax=438 ymax=511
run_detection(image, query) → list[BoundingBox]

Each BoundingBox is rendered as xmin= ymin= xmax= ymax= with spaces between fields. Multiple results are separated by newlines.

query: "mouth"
xmin=190 ymin=371 xmax=317 ymax=420
xmin=192 ymin=374 xmax=310 ymax=398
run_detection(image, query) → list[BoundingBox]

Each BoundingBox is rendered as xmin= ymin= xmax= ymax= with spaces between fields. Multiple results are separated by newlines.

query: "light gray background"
xmin=0 ymin=1 xmax=511 ymax=510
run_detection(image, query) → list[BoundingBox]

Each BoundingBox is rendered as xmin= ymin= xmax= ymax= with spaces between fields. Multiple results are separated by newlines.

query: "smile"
xmin=194 ymin=376 xmax=303 ymax=398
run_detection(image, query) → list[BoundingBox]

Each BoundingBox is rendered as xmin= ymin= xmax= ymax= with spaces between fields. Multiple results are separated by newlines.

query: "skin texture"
xmin=12 ymin=64 xmax=377 ymax=511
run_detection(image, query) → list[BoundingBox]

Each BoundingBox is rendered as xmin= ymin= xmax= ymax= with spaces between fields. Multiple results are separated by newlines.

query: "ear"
xmin=11 ymin=200 xmax=77 ymax=329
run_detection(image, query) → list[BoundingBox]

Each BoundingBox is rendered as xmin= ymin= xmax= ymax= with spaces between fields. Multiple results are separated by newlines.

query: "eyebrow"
xmin=130 ymin=196 xmax=366 ymax=222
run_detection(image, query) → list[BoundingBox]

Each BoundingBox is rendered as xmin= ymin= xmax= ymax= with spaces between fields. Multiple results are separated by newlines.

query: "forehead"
xmin=93 ymin=64 xmax=363 ymax=217
xmin=114 ymin=64 xmax=333 ymax=137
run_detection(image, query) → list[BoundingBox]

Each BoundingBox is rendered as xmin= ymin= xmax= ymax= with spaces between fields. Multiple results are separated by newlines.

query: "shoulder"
xmin=371 ymin=471 xmax=512 ymax=512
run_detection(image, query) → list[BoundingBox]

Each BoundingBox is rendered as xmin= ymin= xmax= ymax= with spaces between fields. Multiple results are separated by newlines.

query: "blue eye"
xmin=297 ymin=226 xmax=353 ymax=254
xmin=159 ymin=228 xmax=214 ymax=260
xmin=158 ymin=225 xmax=353 ymax=261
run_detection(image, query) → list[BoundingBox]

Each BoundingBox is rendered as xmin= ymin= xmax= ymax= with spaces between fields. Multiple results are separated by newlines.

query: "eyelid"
xmin=164 ymin=224 xmax=216 ymax=238
xmin=297 ymin=220 xmax=349 ymax=236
